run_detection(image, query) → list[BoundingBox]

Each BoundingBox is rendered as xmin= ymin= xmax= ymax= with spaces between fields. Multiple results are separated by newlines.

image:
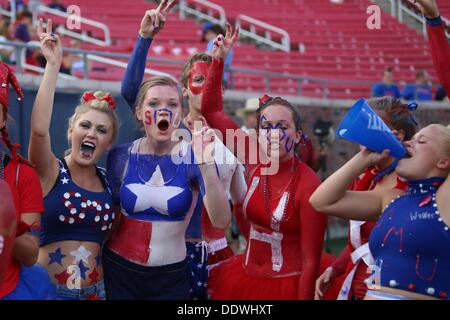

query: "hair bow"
xmin=258 ymin=94 xmax=273 ymax=108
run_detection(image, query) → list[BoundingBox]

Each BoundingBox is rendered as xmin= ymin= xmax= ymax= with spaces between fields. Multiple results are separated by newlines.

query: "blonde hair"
xmin=134 ymin=76 xmax=183 ymax=120
xmin=428 ymin=124 xmax=450 ymax=158
xmin=66 ymin=91 xmax=119 ymax=154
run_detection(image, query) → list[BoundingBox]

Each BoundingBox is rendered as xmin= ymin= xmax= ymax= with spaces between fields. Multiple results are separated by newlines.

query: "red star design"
xmin=54 ymin=270 xmax=70 ymax=285
xmin=89 ymin=268 xmax=99 ymax=285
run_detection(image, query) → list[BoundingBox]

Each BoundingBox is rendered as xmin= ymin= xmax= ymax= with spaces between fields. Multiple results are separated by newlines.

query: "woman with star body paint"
xmin=103 ymin=2 xmax=230 ymax=299
xmin=119 ymin=0 xmax=246 ymax=300
xmin=0 ymin=62 xmax=51 ymax=300
xmin=29 ymin=19 xmax=119 ymax=300
xmin=200 ymin=25 xmax=327 ymax=300
xmin=103 ymin=74 xmax=231 ymax=299
xmin=315 ymin=97 xmax=418 ymax=300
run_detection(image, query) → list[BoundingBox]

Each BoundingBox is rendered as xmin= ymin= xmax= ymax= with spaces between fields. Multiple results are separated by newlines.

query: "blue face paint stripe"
xmin=153 ymin=108 xmax=174 ymax=123
xmin=285 ymin=137 xmax=295 ymax=153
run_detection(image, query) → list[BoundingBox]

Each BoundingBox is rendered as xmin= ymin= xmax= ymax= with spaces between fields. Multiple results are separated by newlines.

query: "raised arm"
xmin=201 ymin=24 xmax=258 ymax=164
xmin=309 ymin=149 xmax=391 ymax=221
xmin=28 ymin=19 xmax=62 ymax=194
xmin=192 ymin=125 xmax=231 ymax=229
xmin=121 ymin=0 xmax=175 ymax=109
xmin=413 ymin=0 xmax=450 ymax=96
xmin=298 ymin=172 xmax=328 ymax=300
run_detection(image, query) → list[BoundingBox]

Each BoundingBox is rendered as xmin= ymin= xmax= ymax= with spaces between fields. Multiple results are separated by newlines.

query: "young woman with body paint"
xmin=29 ymin=19 xmax=119 ymax=300
xmin=0 ymin=62 xmax=50 ymax=300
xmin=200 ymin=25 xmax=327 ymax=300
xmin=119 ymin=0 xmax=247 ymax=300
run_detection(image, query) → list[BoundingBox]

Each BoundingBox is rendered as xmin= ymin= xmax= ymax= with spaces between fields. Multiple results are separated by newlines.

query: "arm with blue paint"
xmin=121 ymin=35 xmax=153 ymax=109
xmin=121 ymin=0 xmax=176 ymax=109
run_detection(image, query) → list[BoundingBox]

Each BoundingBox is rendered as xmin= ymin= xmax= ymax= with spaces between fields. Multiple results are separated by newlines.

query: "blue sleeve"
xmin=393 ymin=85 xmax=401 ymax=99
xmin=372 ymin=83 xmax=383 ymax=97
xmin=401 ymin=85 xmax=414 ymax=100
xmin=426 ymin=16 xmax=443 ymax=27
xmin=121 ymin=35 xmax=153 ymax=111
xmin=106 ymin=143 xmax=132 ymax=206
xmin=15 ymin=24 xmax=30 ymax=42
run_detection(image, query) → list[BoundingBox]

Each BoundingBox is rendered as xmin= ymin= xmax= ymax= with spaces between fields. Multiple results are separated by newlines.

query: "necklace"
xmin=263 ymin=158 xmax=299 ymax=226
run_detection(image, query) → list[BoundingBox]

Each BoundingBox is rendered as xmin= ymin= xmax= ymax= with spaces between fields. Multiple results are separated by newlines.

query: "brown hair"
xmin=1 ymin=105 xmax=30 ymax=164
xmin=181 ymin=53 xmax=212 ymax=89
xmin=367 ymin=96 xmax=417 ymax=141
xmin=257 ymin=97 xmax=302 ymax=132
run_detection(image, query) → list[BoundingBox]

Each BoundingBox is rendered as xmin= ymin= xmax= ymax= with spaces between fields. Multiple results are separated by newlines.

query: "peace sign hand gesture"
xmin=211 ymin=22 xmax=240 ymax=60
xmin=37 ymin=18 xmax=62 ymax=67
xmin=139 ymin=0 xmax=177 ymax=39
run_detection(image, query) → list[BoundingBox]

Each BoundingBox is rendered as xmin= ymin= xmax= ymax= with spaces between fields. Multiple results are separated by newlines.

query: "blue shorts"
xmin=55 ymin=280 xmax=105 ymax=300
xmin=102 ymin=247 xmax=190 ymax=300
xmin=1 ymin=264 xmax=55 ymax=300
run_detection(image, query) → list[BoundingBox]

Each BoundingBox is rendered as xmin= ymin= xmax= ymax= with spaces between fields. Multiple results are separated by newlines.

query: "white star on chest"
xmin=126 ymin=165 xmax=184 ymax=215
xmin=60 ymin=167 xmax=68 ymax=174
xmin=61 ymin=177 xmax=69 ymax=184
xmin=70 ymin=245 xmax=91 ymax=264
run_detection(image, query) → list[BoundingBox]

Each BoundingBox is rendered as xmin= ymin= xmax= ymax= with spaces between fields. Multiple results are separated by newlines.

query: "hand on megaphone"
xmin=357 ymin=147 xmax=391 ymax=167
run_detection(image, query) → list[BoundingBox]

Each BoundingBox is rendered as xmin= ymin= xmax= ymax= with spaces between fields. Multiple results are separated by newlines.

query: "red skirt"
xmin=208 ymin=251 xmax=341 ymax=300
xmin=208 ymin=253 xmax=301 ymax=300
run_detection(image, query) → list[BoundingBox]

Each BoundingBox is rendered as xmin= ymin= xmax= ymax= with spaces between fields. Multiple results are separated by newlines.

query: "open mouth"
xmin=80 ymin=141 xmax=96 ymax=158
xmin=157 ymin=119 xmax=170 ymax=132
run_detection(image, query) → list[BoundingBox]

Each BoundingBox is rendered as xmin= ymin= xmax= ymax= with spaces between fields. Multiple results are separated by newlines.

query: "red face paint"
xmin=188 ymin=61 xmax=211 ymax=96
xmin=144 ymin=110 xmax=152 ymax=126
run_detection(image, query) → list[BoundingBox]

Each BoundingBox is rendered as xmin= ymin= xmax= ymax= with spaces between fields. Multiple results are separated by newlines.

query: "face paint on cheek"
xmin=144 ymin=110 xmax=152 ymax=126
xmin=285 ymin=137 xmax=295 ymax=153
xmin=188 ymin=61 xmax=211 ymax=96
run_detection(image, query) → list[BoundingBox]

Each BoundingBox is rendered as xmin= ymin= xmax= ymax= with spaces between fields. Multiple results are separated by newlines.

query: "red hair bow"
xmin=259 ymin=94 xmax=273 ymax=107
xmin=81 ymin=92 xmax=116 ymax=110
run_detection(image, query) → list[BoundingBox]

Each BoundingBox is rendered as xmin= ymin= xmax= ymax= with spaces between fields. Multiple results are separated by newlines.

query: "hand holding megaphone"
xmin=356 ymin=147 xmax=391 ymax=168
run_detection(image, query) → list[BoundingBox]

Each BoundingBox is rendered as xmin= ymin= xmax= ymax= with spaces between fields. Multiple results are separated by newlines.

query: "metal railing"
xmin=2 ymin=40 xmax=175 ymax=81
xmin=179 ymin=0 xmax=226 ymax=26
xmin=0 ymin=0 xmax=16 ymax=22
xmin=37 ymin=5 xmax=112 ymax=47
xmin=4 ymin=40 xmax=444 ymax=101
xmin=235 ymin=14 xmax=291 ymax=52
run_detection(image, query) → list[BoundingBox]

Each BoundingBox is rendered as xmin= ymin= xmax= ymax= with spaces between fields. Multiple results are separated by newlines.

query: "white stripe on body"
xmin=146 ymin=189 xmax=199 ymax=266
